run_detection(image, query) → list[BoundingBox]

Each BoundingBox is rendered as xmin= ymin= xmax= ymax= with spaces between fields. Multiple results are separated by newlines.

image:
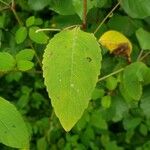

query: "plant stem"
xmin=98 ymin=68 xmax=124 ymax=82
xmin=29 ymin=42 xmax=42 ymax=68
xmin=0 ymin=0 xmax=9 ymax=6
xmin=82 ymin=0 xmax=87 ymax=30
xmin=11 ymin=8 xmax=23 ymax=26
xmin=63 ymin=24 xmax=81 ymax=30
xmin=36 ymin=28 xmax=61 ymax=33
xmin=137 ymin=49 xmax=144 ymax=61
xmin=0 ymin=6 xmax=9 ymax=11
xmin=94 ymin=0 xmax=121 ymax=34
xmin=11 ymin=0 xmax=23 ymax=26
xmin=140 ymin=51 xmax=150 ymax=61
xmin=45 ymin=111 xmax=55 ymax=142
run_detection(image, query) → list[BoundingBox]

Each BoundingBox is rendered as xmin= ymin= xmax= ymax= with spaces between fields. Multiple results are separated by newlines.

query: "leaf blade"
xmin=0 ymin=97 xmax=29 ymax=148
xmin=43 ymin=28 xmax=101 ymax=131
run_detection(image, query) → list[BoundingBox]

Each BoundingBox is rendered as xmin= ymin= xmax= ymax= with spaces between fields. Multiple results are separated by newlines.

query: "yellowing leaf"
xmin=99 ymin=30 xmax=132 ymax=61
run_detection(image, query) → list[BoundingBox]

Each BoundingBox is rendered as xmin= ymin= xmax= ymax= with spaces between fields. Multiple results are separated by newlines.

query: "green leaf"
xmin=91 ymin=88 xmax=105 ymax=100
xmin=16 ymin=49 xmax=35 ymax=61
xmin=111 ymin=95 xmax=129 ymax=122
xmin=75 ymin=111 xmax=89 ymax=131
xmin=5 ymin=72 xmax=22 ymax=82
xmin=140 ymin=86 xmax=150 ymax=118
xmin=17 ymin=60 xmax=34 ymax=71
xmin=37 ymin=137 xmax=47 ymax=150
xmin=121 ymin=62 xmax=149 ymax=101
xmin=123 ymin=116 xmax=142 ymax=130
xmin=104 ymin=141 xmax=123 ymax=150
xmin=101 ymin=95 xmax=111 ymax=109
xmin=90 ymin=110 xmax=107 ymax=129
xmin=35 ymin=18 xmax=43 ymax=26
xmin=15 ymin=27 xmax=27 ymax=44
xmin=28 ymin=0 xmax=50 ymax=11
xmin=49 ymin=0 xmax=75 ymax=15
xmin=43 ymin=28 xmax=101 ymax=131
xmin=106 ymin=76 xmax=118 ymax=91
xmin=139 ymin=123 xmax=148 ymax=136
xmin=142 ymin=68 xmax=150 ymax=86
xmin=121 ymin=0 xmax=150 ymax=19
xmin=0 ymin=52 xmax=16 ymax=72
xmin=119 ymin=83 xmax=133 ymax=103
xmin=136 ymin=28 xmax=150 ymax=50
xmin=0 ymin=97 xmax=29 ymax=148
xmin=29 ymin=26 xmax=49 ymax=44
xmin=26 ymin=16 xmax=35 ymax=27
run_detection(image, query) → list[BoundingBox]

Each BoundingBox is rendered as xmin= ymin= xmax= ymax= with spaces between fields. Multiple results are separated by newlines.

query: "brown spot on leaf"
xmin=86 ymin=57 xmax=92 ymax=62
xmin=112 ymin=43 xmax=131 ymax=63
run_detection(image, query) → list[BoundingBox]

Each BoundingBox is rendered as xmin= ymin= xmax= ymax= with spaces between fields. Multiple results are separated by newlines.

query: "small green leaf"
xmin=91 ymin=88 xmax=105 ymax=100
xmin=16 ymin=49 xmax=35 ymax=61
xmin=5 ymin=72 xmax=22 ymax=82
xmin=26 ymin=16 xmax=35 ymax=27
xmin=106 ymin=76 xmax=118 ymax=91
xmin=119 ymin=83 xmax=133 ymax=103
xmin=43 ymin=28 xmax=101 ymax=131
xmin=101 ymin=95 xmax=111 ymax=109
xmin=17 ymin=60 xmax=34 ymax=71
xmin=35 ymin=18 xmax=43 ymax=26
xmin=37 ymin=137 xmax=47 ymax=150
xmin=139 ymin=124 xmax=148 ymax=136
xmin=0 ymin=52 xmax=16 ymax=72
xmin=0 ymin=97 xmax=29 ymax=148
xmin=29 ymin=26 xmax=49 ymax=44
xmin=123 ymin=116 xmax=142 ymax=130
xmin=104 ymin=141 xmax=123 ymax=150
xmin=90 ymin=110 xmax=107 ymax=129
xmin=136 ymin=28 xmax=150 ymax=50
xmin=121 ymin=62 xmax=149 ymax=101
xmin=111 ymin=95 xmax=129 ymax=122
xmin=15 ymin=27 xmax=27 ymax=44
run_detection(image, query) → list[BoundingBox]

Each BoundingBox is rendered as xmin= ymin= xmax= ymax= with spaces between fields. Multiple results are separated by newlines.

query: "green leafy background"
xmin=0 ymin=0 xmax=150 ymax=149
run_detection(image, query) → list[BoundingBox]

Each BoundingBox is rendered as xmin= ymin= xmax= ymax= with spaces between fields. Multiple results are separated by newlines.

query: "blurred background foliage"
xmin=0 ymin=0 xmax=150 ymax=149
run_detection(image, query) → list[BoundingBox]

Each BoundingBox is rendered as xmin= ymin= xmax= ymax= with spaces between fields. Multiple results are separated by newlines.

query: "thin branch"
xmin=82 ymin=0 xmax=87 ymax=30
xmin=29 ymin=42 xmax=42 ymax=68
xmin=0 ymin=0 xmax=9 ymax=6
xmin=94 ymin=0 xmax=121 ymax=34
xmin=0 ymin=6 xmax=9 ymax=11
xmin=137 ymin=49 xmax=144 ymax=61
xmin=11 ymin=8 xmax=23 ymax=26
xmin=140 ymin=51 xmax=150 ymax=61
xmin=10 ymin=0 xmax=23 ymax=26
xmin=45 ymin=111 xmax=55 ymax=142
xmin=11 ymin=0 xmax=15 ymax=8
xmin=98 ymin=68 xmax=124 ymax=82
xmin=0 ymin=0 xmax=23 ymax=26
xmin=36 ymin=28 xmax=61 ymax=33
xmin=63 ymin=24 xmax=81 ymax=30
